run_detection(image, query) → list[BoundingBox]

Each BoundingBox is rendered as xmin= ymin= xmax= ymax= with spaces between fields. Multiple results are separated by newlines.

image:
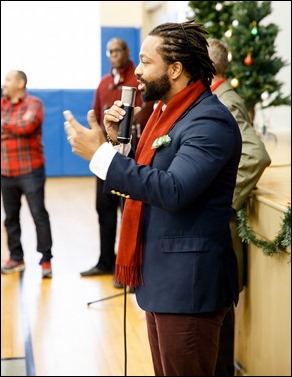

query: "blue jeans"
xmin=1 ymin=166 xmax=53 ymax=264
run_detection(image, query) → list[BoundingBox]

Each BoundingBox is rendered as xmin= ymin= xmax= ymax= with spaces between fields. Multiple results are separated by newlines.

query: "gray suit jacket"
xmin=214 ymin=81 xmax=271 ymax=290
xmin=214 ymin=81 xmax=271 ymax=211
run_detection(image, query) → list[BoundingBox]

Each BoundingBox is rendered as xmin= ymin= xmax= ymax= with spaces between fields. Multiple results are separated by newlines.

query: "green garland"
xmin=237 ymin=205 xmax=291 ymax=255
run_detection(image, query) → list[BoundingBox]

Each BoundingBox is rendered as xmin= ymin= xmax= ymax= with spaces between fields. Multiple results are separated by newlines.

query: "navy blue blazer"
xmin=104 ymin=89 xmax=242 ymax=314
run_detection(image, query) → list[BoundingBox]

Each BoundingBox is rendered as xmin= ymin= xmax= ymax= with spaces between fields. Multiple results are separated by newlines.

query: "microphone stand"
xmin=86 ymin=254 xmax=133 ymax=306
xmin=87 ymin=285 xmax=129 ymax=376
xmin=87 ymin=289 xmax=126 ymax=306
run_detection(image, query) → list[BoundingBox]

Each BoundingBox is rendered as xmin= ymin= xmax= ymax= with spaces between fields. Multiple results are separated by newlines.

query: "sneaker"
xmin=1 ymin=259 xmax=25 ymax=274
xmin=41 ymin=261 xmax=52 ymax=278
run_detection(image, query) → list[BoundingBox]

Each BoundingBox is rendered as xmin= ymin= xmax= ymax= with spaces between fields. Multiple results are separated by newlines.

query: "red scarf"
xmin=211 ymin=77 xmax=227 ymax=92
xmin=115 ymin=80 xmax=206 ymax=288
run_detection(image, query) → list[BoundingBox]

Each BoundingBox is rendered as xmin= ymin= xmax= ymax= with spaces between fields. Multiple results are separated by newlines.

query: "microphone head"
xmin=121 ymin=86 xmax=136 ymax=107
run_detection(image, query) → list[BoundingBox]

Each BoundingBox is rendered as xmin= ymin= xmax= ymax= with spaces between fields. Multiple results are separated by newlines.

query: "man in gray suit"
xmin=64 ymin=21 xmax=242 ymax=376
xmin=208 ymin=38 xmax=271 ymax=376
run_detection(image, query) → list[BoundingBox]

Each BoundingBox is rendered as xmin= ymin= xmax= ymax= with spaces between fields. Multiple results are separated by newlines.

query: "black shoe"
xmin=112 ymin=279 xmax=135 ymax=293
xmin=113 ymin=280 xmax=124 ymax=288
xmin=80 ymin=266 xmax=113 ymax=277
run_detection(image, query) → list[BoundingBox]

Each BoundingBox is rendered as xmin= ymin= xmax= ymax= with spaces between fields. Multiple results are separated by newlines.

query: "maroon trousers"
xmin=145 ymin=308 xmax=228 ymax=376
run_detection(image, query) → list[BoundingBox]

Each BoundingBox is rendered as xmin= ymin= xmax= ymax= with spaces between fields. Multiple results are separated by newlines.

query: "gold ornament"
xmin=230 ymin=78 xmax=239 ymax=88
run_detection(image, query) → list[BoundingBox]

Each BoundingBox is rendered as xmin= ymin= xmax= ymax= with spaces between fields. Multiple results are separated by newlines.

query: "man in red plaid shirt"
xmin=1 ymin=70 xmax=53 ymax=278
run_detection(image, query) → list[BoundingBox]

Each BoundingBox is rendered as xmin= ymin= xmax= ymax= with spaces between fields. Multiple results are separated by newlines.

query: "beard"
xmin=140 ymin=73 xmax=171 ymax=102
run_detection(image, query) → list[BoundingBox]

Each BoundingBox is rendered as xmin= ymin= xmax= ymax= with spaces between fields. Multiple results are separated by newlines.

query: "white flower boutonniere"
xmin=151 ymin=134 xmax=172 ymax=150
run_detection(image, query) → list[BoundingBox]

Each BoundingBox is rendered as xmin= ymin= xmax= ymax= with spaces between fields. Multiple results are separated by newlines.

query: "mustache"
xmin=136 ymin=75 xmax=146 ymax=84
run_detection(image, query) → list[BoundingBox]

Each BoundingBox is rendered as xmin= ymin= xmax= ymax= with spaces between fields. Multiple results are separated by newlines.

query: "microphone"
xmin=117 ymin=86 xmax=137 ymax=144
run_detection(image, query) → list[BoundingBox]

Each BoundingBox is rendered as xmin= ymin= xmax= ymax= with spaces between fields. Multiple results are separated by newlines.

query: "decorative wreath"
xmin=237 ymin=205 xmax=291 ymax=256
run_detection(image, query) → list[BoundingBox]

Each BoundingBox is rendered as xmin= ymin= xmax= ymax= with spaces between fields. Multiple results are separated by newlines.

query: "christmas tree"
xmin=187 ymin=1 xmax=291 ymax=120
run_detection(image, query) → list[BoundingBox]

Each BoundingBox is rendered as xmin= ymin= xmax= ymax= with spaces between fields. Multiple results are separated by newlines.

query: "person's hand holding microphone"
xmin=64 ymin=91 xmax=141 ymax=160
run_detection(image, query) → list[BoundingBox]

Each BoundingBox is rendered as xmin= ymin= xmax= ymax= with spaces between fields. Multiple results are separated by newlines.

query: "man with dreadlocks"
xmin=64 ymin=20 xmax=242 ymax=376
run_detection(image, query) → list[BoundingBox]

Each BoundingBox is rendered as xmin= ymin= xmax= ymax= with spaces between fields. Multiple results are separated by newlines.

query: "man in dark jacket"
xmin=64 ymin=21 xmax=242 ymax=376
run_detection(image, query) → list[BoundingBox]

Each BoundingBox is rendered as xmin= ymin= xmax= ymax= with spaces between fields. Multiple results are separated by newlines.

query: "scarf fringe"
xmin=114 ymin=264 xmax=142 ymax=288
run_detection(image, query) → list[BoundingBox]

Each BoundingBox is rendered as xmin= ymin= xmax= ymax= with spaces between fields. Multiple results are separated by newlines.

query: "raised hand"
xmin=63 ymin=109 xmax=106 ymax=161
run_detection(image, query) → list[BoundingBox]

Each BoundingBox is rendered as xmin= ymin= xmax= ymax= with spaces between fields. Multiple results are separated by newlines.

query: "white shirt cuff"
xmin=89 ymin=141 xmax=131 ymax=180
xmin=89 ymin=142 xmax=117 ymax=180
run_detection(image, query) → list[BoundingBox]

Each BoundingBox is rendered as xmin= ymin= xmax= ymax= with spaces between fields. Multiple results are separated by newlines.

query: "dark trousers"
xmin=1 ymin=166 xmax=53 ymax=264
xmin=145 ymin=308 xmax=228 ymax=376
xmin=95 ymin=177 xmax=120 ymax=272
xmin=215 ymin=305 xmax=235 ymax=376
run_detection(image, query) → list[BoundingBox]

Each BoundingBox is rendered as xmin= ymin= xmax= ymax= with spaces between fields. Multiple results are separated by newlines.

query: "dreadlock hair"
xmin=148 ymin=20 xmax=216 ymax=87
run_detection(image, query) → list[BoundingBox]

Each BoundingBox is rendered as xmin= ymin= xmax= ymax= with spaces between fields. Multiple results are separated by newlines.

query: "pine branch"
xmin=237 ymin=205 xmax=291 ymax=256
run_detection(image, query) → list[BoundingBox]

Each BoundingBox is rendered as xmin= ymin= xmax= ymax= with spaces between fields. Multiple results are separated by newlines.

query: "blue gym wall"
xmin=28 ymin=89 xmax=95 ymax=177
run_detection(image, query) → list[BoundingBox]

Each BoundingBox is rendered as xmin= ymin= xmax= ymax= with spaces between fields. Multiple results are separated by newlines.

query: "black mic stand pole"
xmin=86 ymin=285 xmax=129 ymax=376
